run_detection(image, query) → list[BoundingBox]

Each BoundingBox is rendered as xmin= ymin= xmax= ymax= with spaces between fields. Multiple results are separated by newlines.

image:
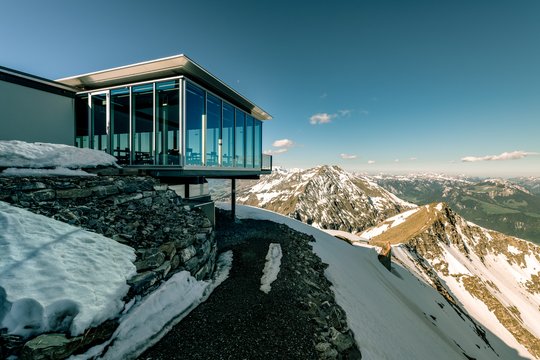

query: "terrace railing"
xmin=262 ymin=154 xmax=272 ymax=171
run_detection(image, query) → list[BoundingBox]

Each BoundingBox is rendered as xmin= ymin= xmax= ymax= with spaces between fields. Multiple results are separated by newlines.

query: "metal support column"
xmin=231 ymin=178 xmax=236 ymax=220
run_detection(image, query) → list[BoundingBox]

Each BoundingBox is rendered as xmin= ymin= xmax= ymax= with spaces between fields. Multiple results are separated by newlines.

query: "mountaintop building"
xmin=0 ymin=54 xmax=273 ymax=220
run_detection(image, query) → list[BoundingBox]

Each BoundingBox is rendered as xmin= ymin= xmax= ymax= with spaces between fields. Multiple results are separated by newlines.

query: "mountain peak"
xmin=235 ymin=166 xmax=415 ymax=234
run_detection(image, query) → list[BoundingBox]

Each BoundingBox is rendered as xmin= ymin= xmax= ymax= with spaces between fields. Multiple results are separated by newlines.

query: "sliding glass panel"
xmin=206 ymin=93 xmax=221 ymax=166
xmin=186 ymin=82 xmax=204 ymax=166
xmin=91 ymin=93 xmax=108 ymax=151
xmin=254 ymin=120 xmax=262 ymax=168
xmin=156 ymin=80 xmax=180 ymax=165
xmin=111 ymin=88 xmax=130 ymax=165
xmin=235 ymin=109 xmax=245 ymax=167
xmin=222 ymin=103 xmax=234 ymax=167
xmin=75 ymin=96 xmax=89 ymax=148
xmin=133 ymin=84 xmax=154 ymax=165
xmin=245 ymin=115 xmax=254 ymax=168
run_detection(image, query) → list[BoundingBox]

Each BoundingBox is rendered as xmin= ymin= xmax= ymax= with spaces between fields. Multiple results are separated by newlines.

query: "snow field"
xmin=0 ymin=201 xmax=136 ymax=337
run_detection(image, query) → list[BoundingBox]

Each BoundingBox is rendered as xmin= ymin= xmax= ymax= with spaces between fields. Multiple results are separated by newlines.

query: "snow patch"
xmin=2 ymin=167 xmax=96 ymax=177
xmin=260 ymin=243 xmax=283 ymax=294
xmin=72 ymin=251 xmax=233 ymax=360
xmin=0 ymin=140 xmax=118 ymax=169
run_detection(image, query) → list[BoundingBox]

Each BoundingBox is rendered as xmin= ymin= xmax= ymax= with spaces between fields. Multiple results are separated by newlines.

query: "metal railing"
xmin=262 ymin=154 xmax=272 ymax=171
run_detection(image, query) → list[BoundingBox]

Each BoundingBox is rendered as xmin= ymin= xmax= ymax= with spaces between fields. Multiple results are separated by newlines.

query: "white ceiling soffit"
xmin=56 ymin=54 xmax=272 ymax=121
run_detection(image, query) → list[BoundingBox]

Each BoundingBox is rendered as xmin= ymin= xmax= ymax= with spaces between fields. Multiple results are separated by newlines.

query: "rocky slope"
xmin=359 ymin=202 xmax=540 ymax=359
xmin=231 ymin=165 xmax=415 ymax=234
xmin=374 ymin=174 xmax=540 ymax=244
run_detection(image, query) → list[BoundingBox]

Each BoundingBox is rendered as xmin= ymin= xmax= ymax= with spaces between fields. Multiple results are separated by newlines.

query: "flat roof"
xmin=0 ymin=66 xmax=76 ymax=97
xmin=56 ymin=54 xmax=272 ymax=121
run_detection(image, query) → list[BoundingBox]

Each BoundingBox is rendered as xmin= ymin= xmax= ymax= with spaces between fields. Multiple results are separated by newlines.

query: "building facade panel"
xmin=0 ymin=80 xmax=74 ymax=145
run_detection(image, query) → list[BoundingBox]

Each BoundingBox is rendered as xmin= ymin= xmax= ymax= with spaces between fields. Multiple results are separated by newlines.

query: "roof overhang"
xmin=56 ymin=54 xmax=271 ymax=121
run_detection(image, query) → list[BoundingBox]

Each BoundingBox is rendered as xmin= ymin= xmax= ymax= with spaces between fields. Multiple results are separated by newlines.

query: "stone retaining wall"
xmin=0 ymin=175 xmax=217 ymax=359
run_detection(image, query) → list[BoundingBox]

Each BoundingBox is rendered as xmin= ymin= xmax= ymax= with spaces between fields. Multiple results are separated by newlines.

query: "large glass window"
xmin=91 ymin=93 xmax=108 ymax=151
xmin=245 ymin=115 xmax=254 ymax=168
xmin=156 ymin=80 xmax=180 ymax=165
xmin=186 ymin=82 xmax=204 ymax=166
xmin=132 ymin=84 xmax=154 ymax=164
xmin=206 ymin=93 xmax=221 ymax=166
xmin=235 ymin=109 xmax=245 ymax=167
xmin=111 ymin=88 xmax=130 ymax=165
xmin=254 ymin=120 xmax=262 ymax=168
xmin=222 ymin=103 xmax=235 ymax=167
xmin=75 ymin=96 xmax=89 ymax=148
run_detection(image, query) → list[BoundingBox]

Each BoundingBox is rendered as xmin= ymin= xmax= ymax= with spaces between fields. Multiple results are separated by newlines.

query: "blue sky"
xmin=1 ymin=0 xmax=539 ymax=176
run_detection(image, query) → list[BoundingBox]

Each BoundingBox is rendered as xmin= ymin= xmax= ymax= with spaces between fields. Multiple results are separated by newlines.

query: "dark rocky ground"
xmin=139 ymin=209 xmax=361 ymax=360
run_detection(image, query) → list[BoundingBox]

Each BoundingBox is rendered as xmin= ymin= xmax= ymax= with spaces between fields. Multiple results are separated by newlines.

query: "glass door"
xmin=89 ymin=91 xmax=110 ymax=152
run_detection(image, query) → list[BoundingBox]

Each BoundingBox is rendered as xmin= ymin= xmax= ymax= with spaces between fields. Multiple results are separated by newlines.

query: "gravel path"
xmin=139 ymin=211 xmax=361 ymax=360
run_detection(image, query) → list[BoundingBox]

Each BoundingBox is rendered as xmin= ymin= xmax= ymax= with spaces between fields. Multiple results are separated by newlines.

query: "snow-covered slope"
xmin=224 ymin=203 xmax=530 ymax=360
xmin=359 ymin=203 xmax=540 ymax=359
xmin=236 ymin=165 xmax=415 ymax=234
xmin=0 ymin=201 xmax=136 ymax=337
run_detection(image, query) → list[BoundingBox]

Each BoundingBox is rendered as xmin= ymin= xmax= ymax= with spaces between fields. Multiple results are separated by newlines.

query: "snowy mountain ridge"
xmin=359 ymin=202 xmax=540 ymax=359
xmin=235 ymin=165 xmax=415 ymax=234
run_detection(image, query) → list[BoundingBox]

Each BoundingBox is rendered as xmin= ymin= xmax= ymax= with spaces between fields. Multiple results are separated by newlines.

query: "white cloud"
xmin=264 ymin=148 xmax=288 ymax=156
xmin=309 ymin=109 xmax=359 ymax=125
xmin=359 ymin=110 xmax=369 ymax=115
xmin=394 ymin=159 xmax=400 ymax=162
xmin=367 ymin=160 xmax=375 ymax=164
xmin=340 ymin=153 xmax=357 ymax=160
xmin=461 ymin=150 xmax=539 ymax=162
xmin=272 ymin=139 xmax=295 ymax=148
xmin=409 ymin=157 xmax=417 ymax=161
xmin=320 ymin=93 xmax=327 ymax=99
xmin=309 ymin=113 xmax=336 ymax=125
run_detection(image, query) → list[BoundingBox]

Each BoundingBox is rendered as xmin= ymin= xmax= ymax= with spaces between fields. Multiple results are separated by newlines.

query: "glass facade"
xmin=185 ymin=82 xmax=204 ymax=166
xmin=111 ymin=88 xmax=130 ymax=165
xmin=74 ymin=77 xmax=264 ymax=170
xmin=91 ymin=93 xmax=108 ymax=151
xmin=75 ymin=96 xmax=89 ymax=148
xmin=235 ymin=109 xmax=245 ymax=167
xmin=254 ymin=120 xmax=262 ymax=168
xmin=245 ymin=115 xmax=254 ymax=168
xmin=133 ymin=84 xmax=154 ymax=164
xmin=156 ymin=80 xmax=180 ymax=165
xmin=206 ymin=93 xmax=221 ymax=166
xmin=222 ymin=103 xmax=235 ymax=167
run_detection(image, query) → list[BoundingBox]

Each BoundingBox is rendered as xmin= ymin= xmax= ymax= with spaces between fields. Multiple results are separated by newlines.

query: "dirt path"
xmin=139 ymin=213 xmax=360 ymax=360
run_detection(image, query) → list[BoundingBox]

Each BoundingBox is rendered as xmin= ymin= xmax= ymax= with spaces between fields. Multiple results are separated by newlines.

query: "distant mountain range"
xmin=374 ymin=174 xmax=540 ymax=244
xmin=217 ymin=166 xmax=540 ymax=358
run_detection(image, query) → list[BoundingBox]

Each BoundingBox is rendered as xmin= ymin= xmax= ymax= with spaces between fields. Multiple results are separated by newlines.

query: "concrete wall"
xmin=0 ymin=80 xmax=74 ymax=145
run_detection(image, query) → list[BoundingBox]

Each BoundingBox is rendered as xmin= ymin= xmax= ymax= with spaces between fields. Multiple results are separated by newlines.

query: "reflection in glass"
xmin=91 ymin=93 xmax=108 ymax=151
xmin=206 ymin=93 xmax=221 ymax=166
xmin=246 ymin=115 xmax=254 ymax=168
xmin=254 ymin=120 xmax=262 ymax=168
xmin=222 ymin=103 xmax=235 ymax=167
xmin=111 ymin=88 xmax=130 ymax=165
xmin=133 ymin=84 xmax=154 ymax=164
xmin=156 ymin=81 xmax=180 ymax=165
xmin=186 ymin=82 xmax=204 ymax=166
xmin=235 ymin=109 xmax=245 ymax=167
xmin=75 ymin=96 xmax=89 ymax=148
